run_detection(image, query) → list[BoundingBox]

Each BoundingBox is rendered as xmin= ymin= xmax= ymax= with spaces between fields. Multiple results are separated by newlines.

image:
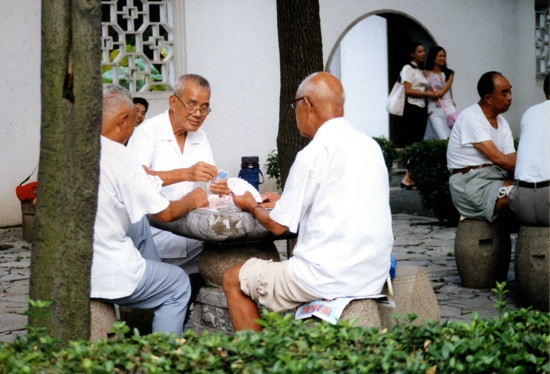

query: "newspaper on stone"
xmin=295 ymin=276 xmax=395 ymax=325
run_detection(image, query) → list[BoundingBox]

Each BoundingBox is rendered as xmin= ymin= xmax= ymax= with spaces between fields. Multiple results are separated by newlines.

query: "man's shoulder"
xmin=522 ymin=100 xmax=549 ymax=119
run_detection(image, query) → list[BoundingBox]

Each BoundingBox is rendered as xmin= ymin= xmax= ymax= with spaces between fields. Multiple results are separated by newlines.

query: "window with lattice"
xmin=535 ymin=3 xmax=549 ymax=80
xmin=101 ymin=0 xmax=174 ymax=92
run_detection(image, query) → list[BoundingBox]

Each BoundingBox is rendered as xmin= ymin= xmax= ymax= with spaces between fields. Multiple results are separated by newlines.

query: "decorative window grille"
xmin=535 ymin=4 xmax=549 ymax=79
xmin=101 ymin=0 xmax=175 ymax=92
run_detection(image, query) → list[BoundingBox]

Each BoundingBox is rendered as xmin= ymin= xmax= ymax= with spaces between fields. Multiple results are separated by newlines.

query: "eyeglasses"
xmin=173 ymin=95 xmax=212 ymax=116
xmin=290 ymin=97 xmax=305 ymax=111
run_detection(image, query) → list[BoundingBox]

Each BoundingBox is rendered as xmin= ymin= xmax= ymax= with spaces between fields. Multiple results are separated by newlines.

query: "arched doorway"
xmin=327 ymin=12 xmax=435 ymax=148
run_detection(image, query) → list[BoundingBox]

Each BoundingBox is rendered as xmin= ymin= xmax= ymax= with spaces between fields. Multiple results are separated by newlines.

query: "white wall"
xmin=0 ymin=0 xmax=539 ymax=226
xmin=0 ymin=1 xmax=41 ymax=226
xmin=331 ymin=15 xmax=389 ymax=138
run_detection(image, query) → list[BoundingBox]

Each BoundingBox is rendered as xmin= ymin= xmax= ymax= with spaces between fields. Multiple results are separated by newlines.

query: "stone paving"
xmin=0 ymin=193 xmax=520 ymax=344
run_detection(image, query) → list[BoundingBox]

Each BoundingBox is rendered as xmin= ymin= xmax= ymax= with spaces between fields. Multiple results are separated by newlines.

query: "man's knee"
xmin=223 ymin=264 xmax=242 ymax=293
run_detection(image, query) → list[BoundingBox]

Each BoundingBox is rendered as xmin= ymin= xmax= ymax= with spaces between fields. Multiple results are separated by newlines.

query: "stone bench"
xmin=514 ymin=226 xmax=549 ymax=312
xmin=340 ymin=265 xmax=440 ymax=329
xmin=454 ymin=217 xmax=511 ymax=289
xmin=90 ymin=300 xmax=118 ymax=341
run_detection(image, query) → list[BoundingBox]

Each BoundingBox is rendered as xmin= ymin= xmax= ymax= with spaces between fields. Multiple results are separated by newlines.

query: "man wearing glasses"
xmin=224 ymin=72 xmax=393 ymax=331
xmin=127 ymin=74 xmax=228 ymax=282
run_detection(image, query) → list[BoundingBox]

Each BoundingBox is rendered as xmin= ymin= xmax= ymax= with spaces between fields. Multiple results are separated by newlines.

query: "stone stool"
xmin=20 ymin=200 xmax=35 ymax=241
xmin=90 ymin=300 xmax=118 ymax=341
xmin=454 ymin=217 xmax=511 ymax=289
xmin=514 ymin=226 xmax=549 ymax=312
xmin=339 ymin=299 xmax=382 ymax=328
xmin=377 ymin=265 xmax=440 ymax=328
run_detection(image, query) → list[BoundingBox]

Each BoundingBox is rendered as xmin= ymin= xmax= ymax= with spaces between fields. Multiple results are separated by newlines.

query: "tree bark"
xmin=276 ymin=0 xmax=324 ymax=186
xmin=29 ymin=0 xmax=102 ymax=344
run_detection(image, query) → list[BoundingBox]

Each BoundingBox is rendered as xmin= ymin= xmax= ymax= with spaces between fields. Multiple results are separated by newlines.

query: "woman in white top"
xmin=399 ymin=42 xmax=441 ymax=189
xmin=424 ymin=46 xmax=457 ymax=139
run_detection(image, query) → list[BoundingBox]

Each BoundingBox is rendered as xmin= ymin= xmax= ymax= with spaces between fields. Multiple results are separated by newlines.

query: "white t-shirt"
xmin=515 ymin=100 xmax=549 ymax=182
xmin=401 ymin=62 xmax=428 ymax=108
xmin=447 ymin=103 xmax=515 ymax=169
xmin=270 ymin=118 xmax=394 ymax=299
xmin=127 ymin=111 xmax=215 ymax=258
xmin=91 ymin=136 xmax=169 ymax=299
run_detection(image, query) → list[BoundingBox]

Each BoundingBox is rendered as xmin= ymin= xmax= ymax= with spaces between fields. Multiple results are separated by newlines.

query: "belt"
xmin=517 ymin=180 xmax=550 ymax=189
xmin=451 ymin=164 xmax=492 ymax=175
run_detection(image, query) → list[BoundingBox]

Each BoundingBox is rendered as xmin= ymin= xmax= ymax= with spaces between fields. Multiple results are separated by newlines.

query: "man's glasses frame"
xmin=173 ymin=95 xmax=212 ymax=116
xmin=290 ymin=96 xmax=305 ymax=111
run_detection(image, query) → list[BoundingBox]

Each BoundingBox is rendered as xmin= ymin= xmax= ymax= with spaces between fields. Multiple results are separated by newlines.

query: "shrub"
xmin=373 ymin=136 xmax=399 ymax=178
xmin=1 ymin=295 xmax=548 ymax=373
xmin=400 ymin=139 xmax=459 ymax=224
xmin=264 ymin=149 xmax=281 ymax=190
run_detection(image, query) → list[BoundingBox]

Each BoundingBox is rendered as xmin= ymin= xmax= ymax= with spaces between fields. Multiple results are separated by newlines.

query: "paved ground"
xmin=0 ymin=189 xmax=520 ymax=343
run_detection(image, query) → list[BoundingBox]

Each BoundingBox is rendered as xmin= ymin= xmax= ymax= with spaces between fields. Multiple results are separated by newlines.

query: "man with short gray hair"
xmin=92 ymin=84 xmax=209 ymax=336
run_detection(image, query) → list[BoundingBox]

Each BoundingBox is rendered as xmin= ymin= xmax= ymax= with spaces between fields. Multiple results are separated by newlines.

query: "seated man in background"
xmin=508 ymin=73 xmax=549 ymax=227
xmin=223 ymin=72 xmax=394 ymax=331
xmin=446 ymin=71 xmax=516 ymax=222
xmin=133 ymin=97 xmax=149 ymax=126
xmin=92 ymin=84 xmax=210 ymax=336
xmin=127 ymin=74 xmax=229 ymax=277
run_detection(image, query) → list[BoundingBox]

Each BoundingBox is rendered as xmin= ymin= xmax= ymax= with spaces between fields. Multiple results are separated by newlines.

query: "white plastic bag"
xmin=386 ymin=80 xmax=405 ymax=116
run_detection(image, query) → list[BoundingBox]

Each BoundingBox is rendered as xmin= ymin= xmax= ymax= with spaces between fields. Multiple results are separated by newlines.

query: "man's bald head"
xmin=293 ymin=72 xmax=345 ymax=139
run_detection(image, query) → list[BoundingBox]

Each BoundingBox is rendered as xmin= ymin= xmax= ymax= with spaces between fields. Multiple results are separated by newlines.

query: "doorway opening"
xmin=327 ymin=12 xmax=435 ymax=147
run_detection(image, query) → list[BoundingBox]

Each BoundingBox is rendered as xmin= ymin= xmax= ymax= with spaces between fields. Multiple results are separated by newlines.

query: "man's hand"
xmin=209 ymin=179 xmax=231 ymax=195
xmin=185 ymin=161 xmax=218 ymax=182
xmin=259 ymin=192 xmax=280 ymax=209
xmin=231 ymin=191 xmax=258 ymax=213
xmin=187 ymin=187 xmax=210 ymax=209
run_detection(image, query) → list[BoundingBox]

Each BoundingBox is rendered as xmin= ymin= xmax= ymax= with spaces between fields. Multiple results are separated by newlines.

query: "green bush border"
xmin=1 ymin=289 xmax=548 ymax=373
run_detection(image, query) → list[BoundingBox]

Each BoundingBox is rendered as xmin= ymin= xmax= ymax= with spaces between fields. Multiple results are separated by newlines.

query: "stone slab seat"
xmin=454 ymin=217 xmax=511 ymax=289
xmin=514 ymin=226 xmax=549 ymax=312
xmin=90 ymin=300 xmax=118 ymax=341
xmin=340 ymin=265 xmax=440 ymax=329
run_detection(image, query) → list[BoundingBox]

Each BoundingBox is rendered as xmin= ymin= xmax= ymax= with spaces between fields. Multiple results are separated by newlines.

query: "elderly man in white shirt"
xmin=508 ymin=73 xmax=549 ymax=226
xmin=127 ymin=74 xmax=229 ymax=276
xmin=93 ymin=85 xmax=210 ymax=336
xmin=223 ymin=72 xmax=394 ymax=331
xmin=446 ymin=71 xmax=516 ymax=223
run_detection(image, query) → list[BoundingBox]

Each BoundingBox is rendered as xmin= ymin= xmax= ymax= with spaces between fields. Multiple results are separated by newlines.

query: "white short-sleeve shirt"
xmin=270 ymin=118 xmax=394 ymax=299
xmin=91 ymin=136 xmax=169 ymax=299
xmin=127 ymin=111 xmax=215 ymax=258
xmin=447 ymin=103 xmax=515 ymax=169
xmin=515 ymin=100 xmax=549 ymax=182
xmin=401 ymin=63 xmax=428 ymax=108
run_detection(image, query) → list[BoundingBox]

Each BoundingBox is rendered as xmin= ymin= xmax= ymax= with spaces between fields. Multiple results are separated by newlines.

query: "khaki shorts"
xmin=239 ymin=258 xmax=319 ymax=311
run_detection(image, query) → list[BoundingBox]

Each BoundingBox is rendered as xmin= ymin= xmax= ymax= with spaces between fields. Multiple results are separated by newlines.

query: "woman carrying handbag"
xmin=398 ymin=42 xmax=441 ymax=189
xmin=424 ymin=46 xmax=457 ymax=139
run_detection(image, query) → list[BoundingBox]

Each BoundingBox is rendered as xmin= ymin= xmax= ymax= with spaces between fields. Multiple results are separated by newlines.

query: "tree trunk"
xmin=276 ymin=0 xmax=324 ymax=186
xmin=29 ymin=0 xmax=102 ymax=344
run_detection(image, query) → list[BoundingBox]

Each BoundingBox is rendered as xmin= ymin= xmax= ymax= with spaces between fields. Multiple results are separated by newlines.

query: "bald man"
xmin=223 ymin=72 xmax=394 ymax=331
xmin=92 ymin=84 xmax=209 ymax=336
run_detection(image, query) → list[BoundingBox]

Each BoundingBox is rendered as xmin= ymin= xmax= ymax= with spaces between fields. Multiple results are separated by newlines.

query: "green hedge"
xmin=400 ymin=139 xmax=459 ymax=224
xmin=1 ymin=305 xmax=548 ymax=373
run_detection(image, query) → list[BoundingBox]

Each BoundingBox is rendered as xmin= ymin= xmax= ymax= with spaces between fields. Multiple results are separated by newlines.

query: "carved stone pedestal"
xmin=515 ymin=226 xmax=549 ymax=311
xmin=454 ymin=218 xmax=511 ymax=289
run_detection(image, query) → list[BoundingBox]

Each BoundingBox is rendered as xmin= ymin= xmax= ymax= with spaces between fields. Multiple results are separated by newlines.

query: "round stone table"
xmin=148 ymin=196 xmax=293 ymax=334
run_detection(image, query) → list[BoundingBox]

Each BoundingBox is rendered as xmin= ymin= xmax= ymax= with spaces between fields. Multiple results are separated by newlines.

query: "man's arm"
xmin=232 ymin=192 xmax=288 ymax=236
xmin=152 ymin=188 xmax=209 ymax=222
xmin=143 ymin=161 xmax=218 ymax=187
xmin=473 ymin=140 xmax=516 ymax=173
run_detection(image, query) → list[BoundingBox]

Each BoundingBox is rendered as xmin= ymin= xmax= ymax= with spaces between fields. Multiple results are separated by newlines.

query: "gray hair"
xmin=173 ymin=74 xmax=210 ymax=96
xmin=102 ymin=84 xmax=133 ymax=119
